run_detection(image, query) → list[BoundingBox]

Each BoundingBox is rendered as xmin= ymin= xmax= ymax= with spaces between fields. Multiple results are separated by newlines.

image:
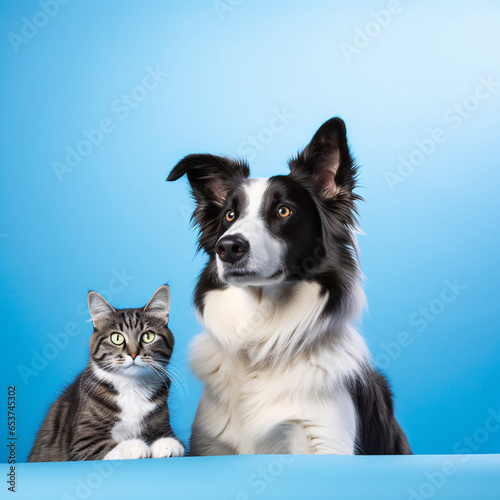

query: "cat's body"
xmin=28 ymin=286 xmax=184 ymax=462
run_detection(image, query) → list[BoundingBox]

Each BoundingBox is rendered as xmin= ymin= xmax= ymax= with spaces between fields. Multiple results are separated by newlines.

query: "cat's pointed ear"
xmin=144 ymin=285 xmax=171 ymax=323
xmin=167 ymin=154 xmax=250 ymax=208
xmin=289 ymin=117 xmax=357 ymax=197
xmin=88 ymin=292 xmax=116 ymax=326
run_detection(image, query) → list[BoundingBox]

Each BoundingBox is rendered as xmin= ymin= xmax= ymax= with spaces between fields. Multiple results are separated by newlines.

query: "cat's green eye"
xmin=110 ymin=333 xmax=125 ymax=346
xmin=142 ymin=332 xmax=155 ymax=344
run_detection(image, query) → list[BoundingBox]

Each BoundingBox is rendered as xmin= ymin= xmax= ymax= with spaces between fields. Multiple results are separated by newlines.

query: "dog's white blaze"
xmin=242 ymin=177 xmax=269 ymax=221
xmin=217 ymin=178 xmax=285 ymax=285
xmin=191 ymin=281 xmax=370 ymax=455
xmin=93 ymin=366 xmax=157 ymax=442
xmin=223 ymin=178 xmax=270 ymax=238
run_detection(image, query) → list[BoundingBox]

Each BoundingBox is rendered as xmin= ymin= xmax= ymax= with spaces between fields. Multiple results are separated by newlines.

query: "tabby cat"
xmin=28 ymin=285 xmax=184 ymax=462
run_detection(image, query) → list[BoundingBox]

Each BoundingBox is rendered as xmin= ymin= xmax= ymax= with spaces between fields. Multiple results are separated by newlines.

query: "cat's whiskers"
xmin=167 ymin=360 xmax=186 ymax=371
xmin=145 ymin=364 xmax=158 ymax=380
xmin=149 ymin=362 xmax=177 ymax=393
xmin=148 ymin=365 xmax=170 ymax=391
xmin=150 ymin=362 xmax=187 ymax=400
xmin=165 ymin=365 xmax=189 ymax=396
xmin=148 ymin=363 xmax=173 ymax=394
xmin=154 ymin=359 xmax=189 ymax=394
xmin=163 ymin=361 xmax=190 ymax=394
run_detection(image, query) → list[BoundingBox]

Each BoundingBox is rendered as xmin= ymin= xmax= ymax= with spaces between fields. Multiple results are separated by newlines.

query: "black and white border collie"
xmin=168 ymin=117 xmax=412 ymax=456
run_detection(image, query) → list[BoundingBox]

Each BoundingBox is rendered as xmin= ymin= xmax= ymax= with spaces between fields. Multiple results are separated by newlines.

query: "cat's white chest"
xmin=112 ymin=381 xmax=156 ymax=442
xmin=94 ymin=368 xmax=156 ymax=442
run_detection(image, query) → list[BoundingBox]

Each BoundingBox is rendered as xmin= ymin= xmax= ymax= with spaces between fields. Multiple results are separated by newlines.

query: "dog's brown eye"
xmin=278 ymin=206 xmax=292 ymax=218
xmin=225 ymin=210 xmax=235 ymax=222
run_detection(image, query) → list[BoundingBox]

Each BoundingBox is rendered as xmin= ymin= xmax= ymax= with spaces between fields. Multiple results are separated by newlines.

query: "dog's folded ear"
xmin=167 ymin=154 xmax=250 ymax=207
xmin=290 ymin=117 xmax=357 ymax=198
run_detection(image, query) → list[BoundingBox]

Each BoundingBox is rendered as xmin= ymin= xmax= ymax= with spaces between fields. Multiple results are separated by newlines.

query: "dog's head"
xmin=167 ymin=117 xmax=360 ymax=288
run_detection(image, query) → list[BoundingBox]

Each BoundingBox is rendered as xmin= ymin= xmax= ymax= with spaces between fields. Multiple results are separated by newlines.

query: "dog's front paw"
xmin=150 ymin=437 xmax=185 ymax=458
xmin=104 ymin=439 xmax=151 ymax=460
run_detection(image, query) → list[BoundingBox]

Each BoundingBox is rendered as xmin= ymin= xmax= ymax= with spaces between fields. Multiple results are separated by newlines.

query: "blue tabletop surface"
xmin=4 ymin=454 xmax=499 ymax=500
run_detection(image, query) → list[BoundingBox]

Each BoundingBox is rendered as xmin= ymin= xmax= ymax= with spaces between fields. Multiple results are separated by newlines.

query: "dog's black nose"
xmin=216 ymin=235 xmax=249 ymax=263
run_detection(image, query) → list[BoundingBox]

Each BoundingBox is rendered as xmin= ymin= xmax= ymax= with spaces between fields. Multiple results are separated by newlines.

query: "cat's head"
xmin=87 ymin=285 xmax=174 ymax=377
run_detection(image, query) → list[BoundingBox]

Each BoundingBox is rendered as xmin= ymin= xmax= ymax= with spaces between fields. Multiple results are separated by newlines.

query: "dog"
xmin=167 ymin=117 xmax=412 ymax=455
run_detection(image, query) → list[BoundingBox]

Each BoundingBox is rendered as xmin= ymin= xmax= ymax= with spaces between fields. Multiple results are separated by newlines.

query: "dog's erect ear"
xmin=290 ymin=117 xmax=357 ymax=197
xmin=167 ymin=154 xmax=250 ymax=207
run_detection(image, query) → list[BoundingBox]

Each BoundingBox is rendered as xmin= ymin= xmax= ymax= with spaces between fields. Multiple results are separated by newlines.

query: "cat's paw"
xmin=150 ymin=437 xmax=185 ymax=458
xmin=104 ymin=439 xmax=151 ymax=460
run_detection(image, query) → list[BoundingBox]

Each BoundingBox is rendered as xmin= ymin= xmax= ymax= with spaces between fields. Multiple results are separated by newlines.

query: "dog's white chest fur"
xmin=191 ymin=281 xmax=369 ymax=455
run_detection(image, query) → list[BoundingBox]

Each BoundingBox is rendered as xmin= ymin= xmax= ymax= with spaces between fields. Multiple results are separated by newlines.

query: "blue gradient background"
xmin=1 ymin=0 xmax=499 ymax=466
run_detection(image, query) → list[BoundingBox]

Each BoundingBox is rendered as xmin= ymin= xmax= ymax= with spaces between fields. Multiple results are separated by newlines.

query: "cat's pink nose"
xmin=130 ymin=353 xmax=137 ymax=360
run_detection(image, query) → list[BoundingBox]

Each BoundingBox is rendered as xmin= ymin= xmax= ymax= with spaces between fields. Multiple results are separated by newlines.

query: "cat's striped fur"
xmin=28 ymin=285 xmax=184 ymax=462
